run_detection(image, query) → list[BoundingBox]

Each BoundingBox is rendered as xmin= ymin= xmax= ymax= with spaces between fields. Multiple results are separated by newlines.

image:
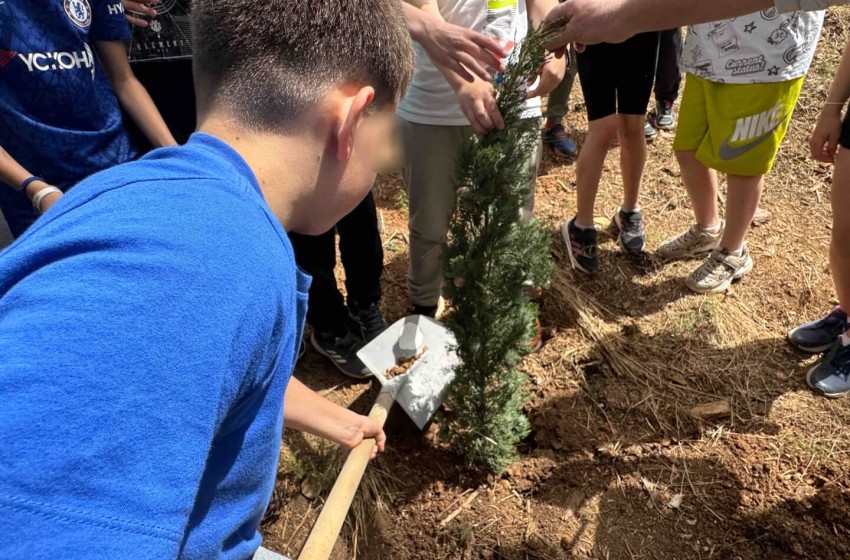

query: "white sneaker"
xmin=657 ymin=221 xmax=724 ymax=260
xmin=685 ymin=246 xmax=754 ymax=294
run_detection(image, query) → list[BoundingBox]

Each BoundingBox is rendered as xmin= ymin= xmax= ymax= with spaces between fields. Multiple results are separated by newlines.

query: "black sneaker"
xmin=310 ymin=327 xmax=372 ymax=379
xmin=348 ymin=300 xmax=389 ymax=341
xmin=562 ymin=218 xmax=599 ymax=274
xmin=611 ymin=208 xmax=646 ymax=254
xmin=655 ymin=99 xmax=676 ymax=130
xmin=788 ymin=307 xmax=848 ymax=353
xmin=806 ymin=339 xmax=850 ymax=398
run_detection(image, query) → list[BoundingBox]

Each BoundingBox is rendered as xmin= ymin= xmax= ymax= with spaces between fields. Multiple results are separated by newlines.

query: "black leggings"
xmin=577 ymin=32 xmax=660 ymax=122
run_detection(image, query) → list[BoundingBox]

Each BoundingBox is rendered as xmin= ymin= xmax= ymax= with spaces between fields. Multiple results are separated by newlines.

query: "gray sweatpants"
xmin=400 ymin=119 xmax=542 ymax=307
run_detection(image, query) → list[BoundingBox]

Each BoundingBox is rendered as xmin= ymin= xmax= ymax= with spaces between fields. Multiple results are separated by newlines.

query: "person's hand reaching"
xmin=526 ymin=52 xmax=567 ymax=99
xmin=122 ymin=0 xmax=158 ymax=27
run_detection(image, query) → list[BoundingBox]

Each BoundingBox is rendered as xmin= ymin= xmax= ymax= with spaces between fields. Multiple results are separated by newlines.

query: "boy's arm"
xmin=543 ymin=0 xmax=775 ymax=50
xmin=403 ymin=0 xmax=507 ymax=82
xmin=121 ymin=0 xmax=156 ymax=27
xmin=811 ymin=38 xmax=850 ymax=163
xmin=95 ymin=41 xmax=178 ymax=148
xmin=283 ymin=377 xmax=386 ymax=459
xmin=0 ymin=147 xmax=62 ymax=212
xmin=525 ymin=0 xmax=566 ymax=98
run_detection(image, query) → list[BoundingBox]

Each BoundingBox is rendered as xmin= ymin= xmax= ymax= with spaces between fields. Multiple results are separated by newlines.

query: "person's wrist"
xmin=822 ymin=103 xmax=844 ymax=117
xmin=21 ymin=177 xmax=49 ymax=197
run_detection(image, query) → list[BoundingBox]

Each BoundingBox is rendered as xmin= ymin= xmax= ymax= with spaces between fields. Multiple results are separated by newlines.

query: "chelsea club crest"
xmin=64 ymin=0 xmax=92 ymax=29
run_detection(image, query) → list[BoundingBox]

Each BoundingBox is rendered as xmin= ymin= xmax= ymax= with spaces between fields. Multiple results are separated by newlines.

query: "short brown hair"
xmin=192 ymin=0 xmax=414 ymax=130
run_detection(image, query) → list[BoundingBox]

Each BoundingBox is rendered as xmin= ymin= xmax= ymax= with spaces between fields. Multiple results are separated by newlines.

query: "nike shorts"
xmin=673 ymin=73 xmax=804 ymax=176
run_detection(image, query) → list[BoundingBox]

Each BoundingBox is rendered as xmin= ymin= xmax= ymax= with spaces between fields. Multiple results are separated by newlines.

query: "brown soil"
xmin=262 ymin=11 xmax=850 ymax=560
xmin=385 ymin=347 xmax=429 ymax=380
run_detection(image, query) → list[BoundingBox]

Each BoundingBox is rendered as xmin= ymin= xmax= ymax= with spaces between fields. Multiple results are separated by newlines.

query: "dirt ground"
xmin=263 ymin=12 xmax=850 ymax=560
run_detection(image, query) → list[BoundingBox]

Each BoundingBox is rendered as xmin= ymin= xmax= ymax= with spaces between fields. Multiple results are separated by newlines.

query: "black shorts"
xmin=840 ymin=110 xmax=850 ymax=150
xmin=576 ymin=32 xmax=660 ymax=122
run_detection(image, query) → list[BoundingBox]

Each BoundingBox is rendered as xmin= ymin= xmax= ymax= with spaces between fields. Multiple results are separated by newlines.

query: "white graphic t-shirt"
xmin=397 ymin=0 xmax=542 ymax=126
xmin=683 ymin=7 xmax=824 ymax=84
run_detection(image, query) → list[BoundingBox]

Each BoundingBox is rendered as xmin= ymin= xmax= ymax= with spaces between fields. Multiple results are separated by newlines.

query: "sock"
xmin=700 ymin=223 xmax=721 ymax=234
xmin=840 ymin=333 xmax=850 ymax=347
xmin=621 ymin=205 xmax=640 ymax=214
xmin=726 ymin=246 xmax=744 ymax=257
xmin=574 ymin=220 xmax=595 ymax=230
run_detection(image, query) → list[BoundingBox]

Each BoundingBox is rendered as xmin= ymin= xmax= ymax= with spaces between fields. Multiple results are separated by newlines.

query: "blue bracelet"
xmin=19 ymin=176 xmax=44 ymax=193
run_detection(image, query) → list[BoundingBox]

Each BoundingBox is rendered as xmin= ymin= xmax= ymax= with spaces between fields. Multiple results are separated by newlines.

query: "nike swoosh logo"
xmin=718 ymin=119 xmax=783 ymax=160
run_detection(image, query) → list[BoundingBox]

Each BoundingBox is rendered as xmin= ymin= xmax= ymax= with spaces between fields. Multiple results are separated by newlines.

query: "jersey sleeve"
xmin=89 ymin=0 xmax=131 ymax=42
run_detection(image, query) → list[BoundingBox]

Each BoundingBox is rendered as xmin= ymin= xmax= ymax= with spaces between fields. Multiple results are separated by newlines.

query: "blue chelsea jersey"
xmin=0 ymin=0 xmax=137 ymax=188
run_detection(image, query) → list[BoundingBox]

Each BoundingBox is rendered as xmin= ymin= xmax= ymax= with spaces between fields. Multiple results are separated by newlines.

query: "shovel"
xmin=297 ymin=315 xmax=457 ymax=560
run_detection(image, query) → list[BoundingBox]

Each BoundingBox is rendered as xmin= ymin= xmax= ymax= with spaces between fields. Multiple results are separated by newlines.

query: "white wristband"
xmin=31 ymin=186 xmax=63 ymax=213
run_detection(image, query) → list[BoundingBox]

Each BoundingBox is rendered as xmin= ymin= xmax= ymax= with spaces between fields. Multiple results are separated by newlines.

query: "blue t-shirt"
xmin=0 ymin=0 xmax=138 ymax=189
xmin=0 ymin=134 xmax=310 ymax=559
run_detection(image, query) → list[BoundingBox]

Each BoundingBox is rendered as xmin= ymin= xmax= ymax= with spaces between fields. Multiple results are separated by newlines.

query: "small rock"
xmin=668 ymin=494 xmax=684 ymax=509
xmin=689 ymin=400 xmax=731 ymax=420
xmin=751 ymin=207 xmax=772 ymax=227
xmin=300 ymin=476 xmax=321 ymax=500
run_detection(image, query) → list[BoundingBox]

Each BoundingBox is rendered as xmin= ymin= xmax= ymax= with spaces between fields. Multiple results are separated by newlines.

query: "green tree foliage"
xmin=442 ymin=25 xmax=558 ymax=472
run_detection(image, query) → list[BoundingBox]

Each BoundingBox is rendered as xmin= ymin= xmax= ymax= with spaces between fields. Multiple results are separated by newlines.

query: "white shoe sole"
xmin=806 ymin=362 xmax=850 ymax=399
xmin=686 ymin=255 xmax=754 ymax=294
xmin=562 ymin=221 xmax=596 ymax=274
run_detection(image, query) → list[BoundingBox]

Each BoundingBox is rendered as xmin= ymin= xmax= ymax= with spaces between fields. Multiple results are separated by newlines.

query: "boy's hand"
xmin=122 ymin=0 xmax=158 ymax=27
xmin=811 ymin=108 xmax=843 ymax=164
xmin=456 ymin=78 xmax=505 ymax=135
xmin=336 ymin=414 xmax=387 ymax=460
xmin=415 ymin=18 xmax=508 ymax=82
xmin=526 ymin=53 xmax=567 ymax=99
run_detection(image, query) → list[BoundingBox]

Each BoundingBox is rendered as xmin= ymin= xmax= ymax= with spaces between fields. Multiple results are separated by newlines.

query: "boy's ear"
xmin=336 ymin=86 xmax=375 ymax=162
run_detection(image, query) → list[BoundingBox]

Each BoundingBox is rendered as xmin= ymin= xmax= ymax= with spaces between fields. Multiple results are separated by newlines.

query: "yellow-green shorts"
xmin=672 ymin=73 xmax=804 ymax=176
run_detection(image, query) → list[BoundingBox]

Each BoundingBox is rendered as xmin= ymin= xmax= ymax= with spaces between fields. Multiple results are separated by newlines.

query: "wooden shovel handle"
xmin=297 ymin=390 xmax=395 ymax=560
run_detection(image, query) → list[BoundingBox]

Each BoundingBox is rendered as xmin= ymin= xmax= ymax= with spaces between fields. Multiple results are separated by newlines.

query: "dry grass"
xmin=268 ymin=9 xmax=850 ymax=559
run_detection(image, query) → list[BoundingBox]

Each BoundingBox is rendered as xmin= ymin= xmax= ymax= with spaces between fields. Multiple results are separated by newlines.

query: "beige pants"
xmin=400 ymin=119 xmax=542 ymax=307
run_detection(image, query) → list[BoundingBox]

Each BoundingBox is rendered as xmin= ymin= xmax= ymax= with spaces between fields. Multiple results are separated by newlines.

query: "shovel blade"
xmin=357 ymin=315 xmax=458 ymax=429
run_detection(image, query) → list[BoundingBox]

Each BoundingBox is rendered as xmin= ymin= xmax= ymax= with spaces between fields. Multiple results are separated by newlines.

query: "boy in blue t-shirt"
xmin=0 ymin=1 xmax=413 ymax=559
xmin=0 ymin=0 xmax=176 ymax=237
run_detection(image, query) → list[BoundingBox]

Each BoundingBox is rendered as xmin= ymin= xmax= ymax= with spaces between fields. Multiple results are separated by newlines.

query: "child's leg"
xmin=617 ymin=114 xmax=648 ymax=212
xmin=575 ymin=115 xmax=618 ymax=226
xmin=338 ymin=191 xmax=383 ymax=307
xmin=519 ymin=131 xmax=543 ymax=225
xmin=401 ymin=119 xmax=469 ymax=308
xmin=832 ymin=149 xmax=850 ymax=314
xmin=675 ymin=150 xmax=721 ymax=228
xmin=720 ymin=174 xmax=764 ymax=252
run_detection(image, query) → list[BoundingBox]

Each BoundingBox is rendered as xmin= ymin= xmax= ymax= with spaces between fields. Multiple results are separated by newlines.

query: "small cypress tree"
xmin=442 ymin=26 xmax=557 ymax=472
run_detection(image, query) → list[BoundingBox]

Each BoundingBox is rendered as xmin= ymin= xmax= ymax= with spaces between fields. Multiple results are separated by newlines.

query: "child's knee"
xmin=617 ymin=115 xmax=647 ymax=143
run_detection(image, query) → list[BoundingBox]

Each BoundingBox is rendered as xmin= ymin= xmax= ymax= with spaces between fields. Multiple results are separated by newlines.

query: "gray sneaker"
xmin=685 ymin=246 xmax=753 ymax=294
xmin=657 ymin=222 xmax=724 ymax=260
xmin=612 ymin=208 xmax=646 ymax=253
xmin=655 ymin=100 xmax=676 ymax=130
xmin=806 ymin=339 xmax=850 ymax=398
xmin=644 ymin=121 xmax=657 ymax=142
